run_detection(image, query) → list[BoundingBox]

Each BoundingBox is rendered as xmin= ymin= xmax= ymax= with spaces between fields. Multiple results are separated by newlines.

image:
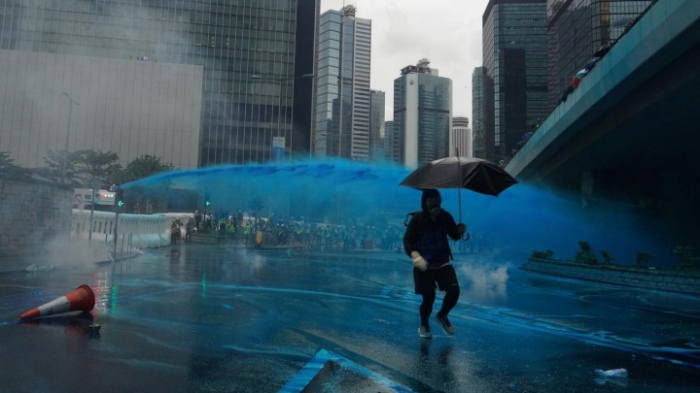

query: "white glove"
xmin=411 ymin=251 xmax=428 ymax=271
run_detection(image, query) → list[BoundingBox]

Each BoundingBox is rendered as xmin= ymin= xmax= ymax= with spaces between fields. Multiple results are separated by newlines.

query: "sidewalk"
xmin=0 ymin=249 xmax=141 ymax=274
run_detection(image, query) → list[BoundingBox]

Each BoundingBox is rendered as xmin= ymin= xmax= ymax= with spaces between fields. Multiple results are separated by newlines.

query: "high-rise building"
xmin=384 ymin=120 xmax=398 ymax=164
xmin=482 ymin=0 xmax=548 ymax=164
xmin=313 ymin=5 xmax=371 ymax=161
xmin=393 ymin=59 xmax=452 ymax=168
xmin=452 ymin=117 xmax=471 ymax=157
xmin=547 ymin=0 xmax=652 ymax=110
xmin=0 ymin=0 xmax=318 ymax=167
xmin=369 ymin=90 xmax=385 ymax=162
xmin=471 ymin=67 xmax=486 ymax=159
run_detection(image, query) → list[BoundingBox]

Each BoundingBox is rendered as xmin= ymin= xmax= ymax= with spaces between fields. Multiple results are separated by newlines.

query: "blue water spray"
xmin=122 ymin=159 xmax=669 ymax=263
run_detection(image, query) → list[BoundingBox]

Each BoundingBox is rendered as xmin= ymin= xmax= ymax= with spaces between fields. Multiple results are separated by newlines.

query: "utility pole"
xmin=114 ymin=187 xmax=124 ymax=257
xmin=61 ymin=92 xmax=79 ymax=184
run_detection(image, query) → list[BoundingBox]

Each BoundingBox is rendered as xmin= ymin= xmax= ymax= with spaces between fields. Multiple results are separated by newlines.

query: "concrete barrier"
xmin=521 ymin=258 xmax=700 ymax=296
xmin=71 ymin=210 xmax=170 ymax=249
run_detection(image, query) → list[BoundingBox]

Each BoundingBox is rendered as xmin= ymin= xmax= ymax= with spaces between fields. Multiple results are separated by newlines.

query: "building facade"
xmin=451 ymin=117 xmax=471 ymax=157
xmin=482 ymin=0 xmax=548 ymax=164
xmin=313 ymin=5 xmax=371 ymax=161
xmin=369 ymin=90 xmax=385 ymax=162
xmin=383 ymin=120 xmax=398 ymax=164
xmin=0 ymin=0 xmax=318 ymax=166
xmin=471 ymin=67 xmax=486 ymax=159
xmin=0 ymin=50 xmax=202 ymax=169
xmin=393 ymin=59 xmax=452 ymax=168
xmin=547 ymin=0 xmax=652 ymax=110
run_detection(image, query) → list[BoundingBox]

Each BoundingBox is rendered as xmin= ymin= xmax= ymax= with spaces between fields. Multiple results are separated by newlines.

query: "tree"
xmin=575 ymin=241 xmax=598 ymax=265
xmin=600 ymin=251 xmax=615 ymax=265
xmin=673 ymin=246 xmax=699 ymax=271
xmin=39 ymin=149 xmax=83 ymax=185
xmin=530 ymin=250 xmax=554 ymax=260
xmin=635 ymin=252 xmax=654 ymax=268
xmin=0 ymin=152 xmax=26 ymax=176
xmin=77 ymin=150 xmax=122 ymax=187
xmin=107 ymin=155 xmax=175 ymax=213
xmin=114 ymin=155 xmax=174 ymax=184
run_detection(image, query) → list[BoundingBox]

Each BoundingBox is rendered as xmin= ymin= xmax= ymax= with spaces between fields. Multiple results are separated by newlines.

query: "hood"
xmin=420 ymin=189 xmax=441 ymax=211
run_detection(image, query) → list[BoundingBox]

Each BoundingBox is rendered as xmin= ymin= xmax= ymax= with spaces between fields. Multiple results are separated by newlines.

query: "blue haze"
xmin=124 ymin=159 xmax=668 ymax=265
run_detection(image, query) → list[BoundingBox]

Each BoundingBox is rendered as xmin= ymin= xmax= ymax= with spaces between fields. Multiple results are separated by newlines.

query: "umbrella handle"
xmin=458 ymin=188 xmax=462 ymax=222
xmin=457 ymin=188 xmax=469 ymax=240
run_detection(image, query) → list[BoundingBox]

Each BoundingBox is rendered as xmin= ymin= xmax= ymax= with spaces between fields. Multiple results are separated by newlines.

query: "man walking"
xmin=404 ymin=189 xmax=466 ymax=339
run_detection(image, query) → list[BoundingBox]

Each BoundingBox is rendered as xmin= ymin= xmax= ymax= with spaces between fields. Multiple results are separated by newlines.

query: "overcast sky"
xmin=321 ymin=0 xmax=490 ymax=124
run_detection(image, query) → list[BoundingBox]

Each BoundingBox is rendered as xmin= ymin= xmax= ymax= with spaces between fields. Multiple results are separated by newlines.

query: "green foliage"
xmin=0 ymin=152 xmax=29 ymax=176
xmin=635 ymin=252 xmax=654 ymax=268
xmin=77 ymin=150 xmax=122 ymax=187
xmin=578 ymin=241 xmax=592 ymax=254
xmin=575 ymin=241 xmax=598 ymax=265
xmin=600 ymin=251 xmax=614 ymax=265
xmin=530 ymin=250 xmax=554 ymax=260
xmin=113 ymin=155 xmax=174 ymax=184
xmin=673 ymin=245 xmax=700 ymax=270
xmin=39 ymin=149 xmax=84 ymax=185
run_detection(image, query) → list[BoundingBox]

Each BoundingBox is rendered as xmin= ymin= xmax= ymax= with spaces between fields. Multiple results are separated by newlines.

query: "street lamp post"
xmin=61 ymin=92 xmax=79 ymax=184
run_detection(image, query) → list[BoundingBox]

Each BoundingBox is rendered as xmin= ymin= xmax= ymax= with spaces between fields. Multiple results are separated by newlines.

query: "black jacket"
xmin=403 ymin=209 xmax=461 ymax=266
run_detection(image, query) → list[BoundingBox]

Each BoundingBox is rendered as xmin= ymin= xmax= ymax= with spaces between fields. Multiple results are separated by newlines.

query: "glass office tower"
xmin=384 ymin=120 xmax=398 ymax=164
xmin=482 ymin=0 xmax=548 ymax=164
xmin=547 ymin=0 xmax=652 ymax=110
xmin=313 ymin=5 xmax=371 ymax=161
xmin=393 ymin=60 xmax=452 ymax=168
xmin=472 ymin=66 xmax=486 ymax=159
xmin=0 ymin=0 xmax=318 ymax=166
xmin=369 ymin=90 xmax=385 ymax=163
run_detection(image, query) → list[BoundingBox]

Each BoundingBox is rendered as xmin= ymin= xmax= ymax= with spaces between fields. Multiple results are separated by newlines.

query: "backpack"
xmin=404 ymin=210 xmax=420 ymax=227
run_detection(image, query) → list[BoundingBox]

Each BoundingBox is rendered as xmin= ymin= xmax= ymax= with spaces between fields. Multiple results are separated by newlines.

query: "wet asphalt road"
xmin=1 ymin=244 xmax=699 ymax=392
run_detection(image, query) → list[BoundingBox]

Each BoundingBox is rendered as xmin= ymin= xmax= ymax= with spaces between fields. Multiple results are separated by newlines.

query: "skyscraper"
xmin=394 ymin=59 xmax=452 ymax=168
xmin=482 ymin=0 xmax=548 ymax=164
xmin=471 ymin=67 xmax=486 ymax=159
xmin=452 ymin=117 xmax=471 ymax=157
xmin=384 ymin=120 xmax=398 ymax=164
xmin=369 ymin=90 xmax=385 ymax=163
xmin=313 ymin=5 xmax=372 ymax=161
xmin=0 ymin=0 xmax=319 ymax=166
xmin=547 ymin=0 xmax=652 ymax=110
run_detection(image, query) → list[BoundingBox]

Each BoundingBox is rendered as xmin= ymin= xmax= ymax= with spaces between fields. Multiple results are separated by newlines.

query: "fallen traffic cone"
xmin=19 ymin=284 xmax=95 ymax=320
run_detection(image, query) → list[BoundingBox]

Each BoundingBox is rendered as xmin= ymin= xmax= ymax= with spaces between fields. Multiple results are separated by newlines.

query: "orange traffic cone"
xmin=19 ymin=284 xmax=95 ymax=320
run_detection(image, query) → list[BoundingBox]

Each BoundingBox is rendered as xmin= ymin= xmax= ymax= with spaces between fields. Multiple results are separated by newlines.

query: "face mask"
xmin=430 ymin=207 xmax=442 ymax=217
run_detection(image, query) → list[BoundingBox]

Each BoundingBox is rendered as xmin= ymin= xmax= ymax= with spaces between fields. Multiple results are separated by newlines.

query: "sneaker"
xmin=417 ymin=325 xmax=432 ymax=339
xmin=436 ymin=314 xmax=455 ymax=335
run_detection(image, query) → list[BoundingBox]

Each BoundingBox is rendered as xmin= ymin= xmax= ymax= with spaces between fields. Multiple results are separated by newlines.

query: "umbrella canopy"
xmin=399 ymin=156 xmax=518 ymax=197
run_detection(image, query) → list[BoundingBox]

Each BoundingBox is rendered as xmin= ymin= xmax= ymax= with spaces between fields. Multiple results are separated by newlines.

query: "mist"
xmin=124 ymin=158 xmax=669 ymax=265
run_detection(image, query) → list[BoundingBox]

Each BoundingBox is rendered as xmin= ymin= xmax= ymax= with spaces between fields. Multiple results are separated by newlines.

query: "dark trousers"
xmin=416 ymin=264 xmax=460 ymax=327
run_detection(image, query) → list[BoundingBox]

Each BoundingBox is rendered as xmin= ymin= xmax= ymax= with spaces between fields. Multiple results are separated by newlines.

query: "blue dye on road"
xmin=1 ymin=247 xmax=698 ymax=392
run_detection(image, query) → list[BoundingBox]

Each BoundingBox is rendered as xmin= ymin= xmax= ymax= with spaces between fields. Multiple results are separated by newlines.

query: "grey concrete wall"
xmin=521 ymin=258 xmax=700 ymax=296
xmin=0 ymin=174 xmax=72 ymax=257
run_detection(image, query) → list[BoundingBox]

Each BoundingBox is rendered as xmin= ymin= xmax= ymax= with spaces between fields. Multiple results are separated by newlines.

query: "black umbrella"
xmin=400 ymin=156 xmax=518 ymax=224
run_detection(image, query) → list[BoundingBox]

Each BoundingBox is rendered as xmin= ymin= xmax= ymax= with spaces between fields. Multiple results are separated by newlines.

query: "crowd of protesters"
xmin=169 ymin=209 xmax=493 ymax=254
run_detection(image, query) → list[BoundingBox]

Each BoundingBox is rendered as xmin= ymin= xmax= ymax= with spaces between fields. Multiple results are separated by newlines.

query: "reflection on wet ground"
xmin=1 ymin=245 xmax=699 ymax=392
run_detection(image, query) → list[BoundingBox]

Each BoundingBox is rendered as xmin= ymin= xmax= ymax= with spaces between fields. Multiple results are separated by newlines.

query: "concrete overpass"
xmin=507 ymin=0 xmax=700 ymax=202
